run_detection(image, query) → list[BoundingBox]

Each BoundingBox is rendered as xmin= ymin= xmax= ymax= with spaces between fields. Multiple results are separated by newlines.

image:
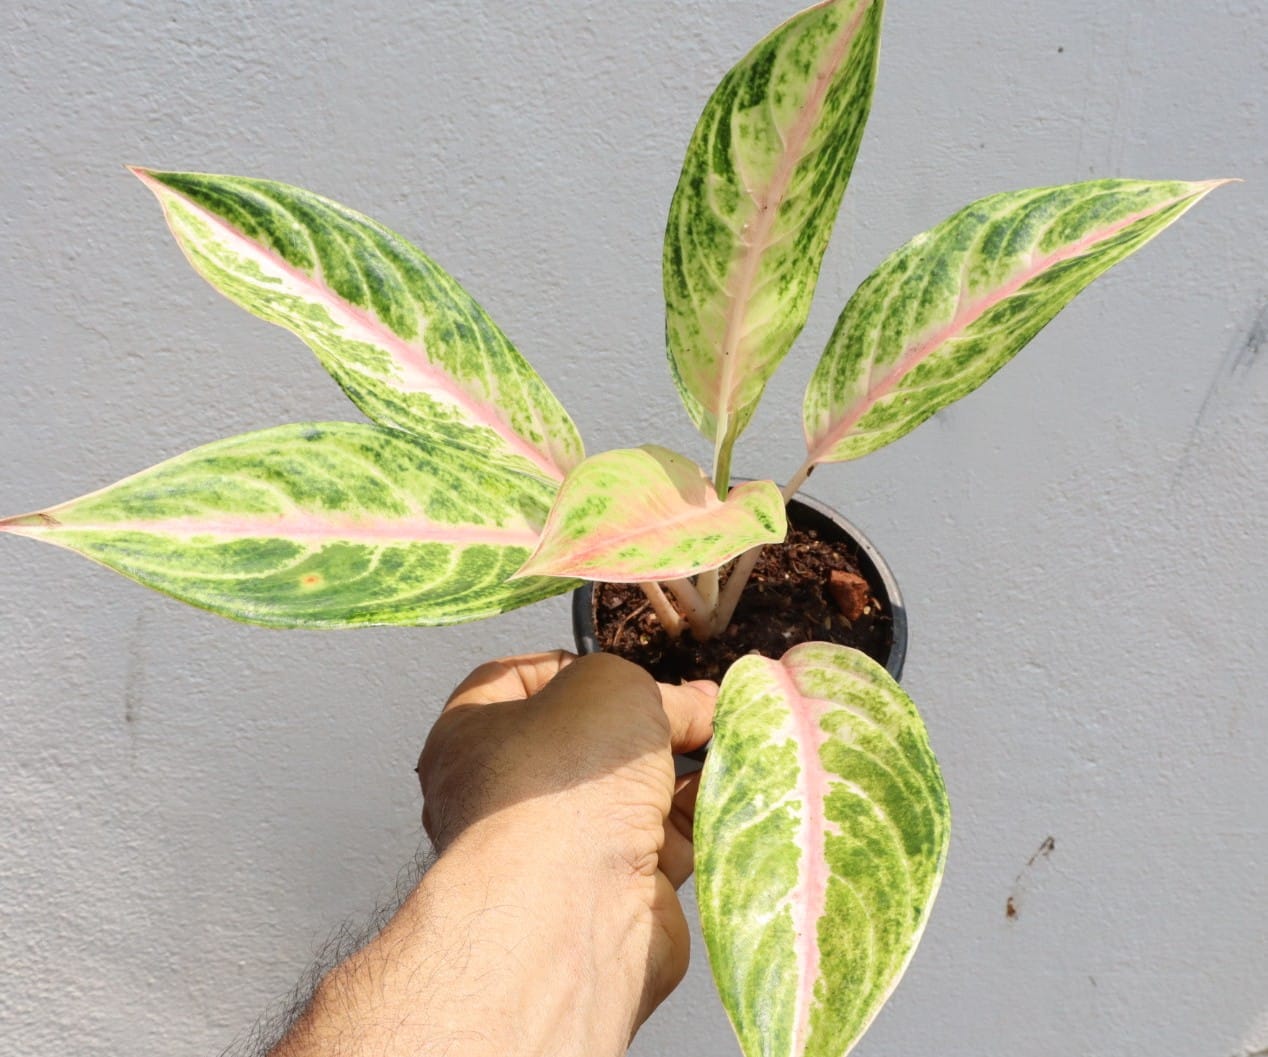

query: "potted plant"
xmin=0 ymin=1 xmax=1224 ymax=1054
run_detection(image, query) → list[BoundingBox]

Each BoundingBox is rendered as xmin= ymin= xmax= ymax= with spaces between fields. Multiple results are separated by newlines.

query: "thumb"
xmin=659 ymin=679 xmax=717 ymax=754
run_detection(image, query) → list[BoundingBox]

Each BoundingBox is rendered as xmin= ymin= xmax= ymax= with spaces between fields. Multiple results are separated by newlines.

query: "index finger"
xmin=659 ymin=679 xmax=717 ymax=754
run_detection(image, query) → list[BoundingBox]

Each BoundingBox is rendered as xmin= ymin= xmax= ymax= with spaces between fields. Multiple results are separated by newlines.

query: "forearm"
xmin=270 ymin=822 xmax=643 ymax=1057
xmin=267 ymin=652 xmax=711 ymax=1055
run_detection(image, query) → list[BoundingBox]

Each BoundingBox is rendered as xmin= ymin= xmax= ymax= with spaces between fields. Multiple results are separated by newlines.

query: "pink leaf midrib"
xmin=134 ymin=168 xmax=566 ymax=481
xmin=2 ymin=510 xmax=540 ymax=548
xmin=807 ymin=185 xmax=1214 ymax=464
xmin=520 ymin=481 xmax=777 ymax=578
xmin=711 ymin=0 xmax=874 ymax=447
xmin=768 ymin=656 xmax=832 ymax=1056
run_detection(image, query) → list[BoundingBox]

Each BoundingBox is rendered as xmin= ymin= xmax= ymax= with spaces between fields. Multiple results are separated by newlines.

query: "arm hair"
xmin=218 ymin=846 xmax=436 ymax=1057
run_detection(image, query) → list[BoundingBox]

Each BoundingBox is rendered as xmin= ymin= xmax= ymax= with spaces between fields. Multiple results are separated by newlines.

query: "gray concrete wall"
xmin=1 ymin=2 xmax=1264 ymax=1054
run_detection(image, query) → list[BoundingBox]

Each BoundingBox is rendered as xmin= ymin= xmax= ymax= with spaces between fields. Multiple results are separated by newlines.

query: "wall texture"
xmin=1 ymin=2 xmax=1265 ymax=1055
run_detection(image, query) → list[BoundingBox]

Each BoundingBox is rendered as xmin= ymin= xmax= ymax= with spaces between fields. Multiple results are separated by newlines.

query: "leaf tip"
xmin=506 ymin=556 xmax=539 ymax=582
xmin=1187 ymin=176 xmax=1240 ymax=201
xmin=127 ymin=166 xmax=174 ymax=199
xmin=0 ymin=510 xmax=59 ymax=535
xmin=507 ymin=540 xmax=562 ymax=582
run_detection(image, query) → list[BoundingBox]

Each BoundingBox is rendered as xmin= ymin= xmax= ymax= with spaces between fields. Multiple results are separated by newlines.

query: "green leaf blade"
xmin=664 ymin=0 xmax=884 ymax=447
xmin=696 ymin=643 xmax=950 ymax=1057
xmin=0 ymin=423 xmax=573 ymax=627
xmin=134 ymin=168 xmax=583 ymax=482
xmin=803 ymin=178 xmax=1228 ymax=465
xmin=514 ymin=446 xmax=786 ymax=582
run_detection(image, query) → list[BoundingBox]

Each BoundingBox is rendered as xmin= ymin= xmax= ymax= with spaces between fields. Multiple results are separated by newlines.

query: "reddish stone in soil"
xmin=829 ymin=570 xmax=870 ymax=621
xmin=592 ymin=526 xmax=893 ymax=684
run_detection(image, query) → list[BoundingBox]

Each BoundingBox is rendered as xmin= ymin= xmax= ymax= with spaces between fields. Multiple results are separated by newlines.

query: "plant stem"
xmin=780 ymin=458 xmax=815 ymax=503
xmin=712 ymin=418 xmax=740 ymax=498
xmin=712 ymin=547 xmax=760 ymax=633
xmin=713 ymin=460 xmax=818 ymax=633
xmin=638 ymin=582 xmax=683 ymax=639
xmin=703 ymin=417 xmax=747 ymax=627
xmin=665 ymin=577 xmax=713 ymax=641
xmin=697 ymin=567 xmax=720 ymax=611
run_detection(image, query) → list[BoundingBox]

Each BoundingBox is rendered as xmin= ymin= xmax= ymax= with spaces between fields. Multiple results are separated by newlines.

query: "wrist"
xmin=417 ymin=827 xmax=643 ymax=1057
xmin=438 ymin=814 xmax=652 ymax=1025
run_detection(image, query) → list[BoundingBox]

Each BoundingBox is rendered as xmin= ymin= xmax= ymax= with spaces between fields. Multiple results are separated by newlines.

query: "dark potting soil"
xmin=592 ymin=525 xmax=893 ymax=685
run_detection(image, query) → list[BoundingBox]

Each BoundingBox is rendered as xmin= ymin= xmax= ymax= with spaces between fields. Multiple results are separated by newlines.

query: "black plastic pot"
xmin=571 ymin=489 xmax=907 ymax=681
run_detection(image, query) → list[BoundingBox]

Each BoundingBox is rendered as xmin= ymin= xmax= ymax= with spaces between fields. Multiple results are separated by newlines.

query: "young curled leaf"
xmin=802 ymin=178 xmax=1228 ymax=466
xmin=0 ymin=423 xmax=572 ymax=627
xmin=513 ymin=446 xmax=786 ymax=583
xmin=696 ymin=643 xmax=950 ymax=1057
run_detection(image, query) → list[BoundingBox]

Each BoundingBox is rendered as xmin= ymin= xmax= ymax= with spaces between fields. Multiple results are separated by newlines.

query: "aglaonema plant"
xmin=1 ymin=2 xmax=1225 ymax=1054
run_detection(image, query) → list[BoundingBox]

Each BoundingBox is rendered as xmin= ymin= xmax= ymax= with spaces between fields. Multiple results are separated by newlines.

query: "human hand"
xmin=418 ymin=650 xmax=716 ymax=1039
xmin=269 ymin=651 xmax=714 ymax=1057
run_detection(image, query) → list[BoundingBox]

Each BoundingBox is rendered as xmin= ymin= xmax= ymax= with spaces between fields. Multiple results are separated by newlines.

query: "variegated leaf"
xmin=696 ymin=643 xmax=950 ymax=1057
xmin=513 ymin=445 xmax=786 ymax=582
xmin=803 ymin=178 xmax=1227 ymax=465
xmin=664 ymin=0 xmax=883 ymax=450
xmin=134 ymin=168 xmax=583 ymax=481
xmin=0 ymin=423 xmax=573 ymax=627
